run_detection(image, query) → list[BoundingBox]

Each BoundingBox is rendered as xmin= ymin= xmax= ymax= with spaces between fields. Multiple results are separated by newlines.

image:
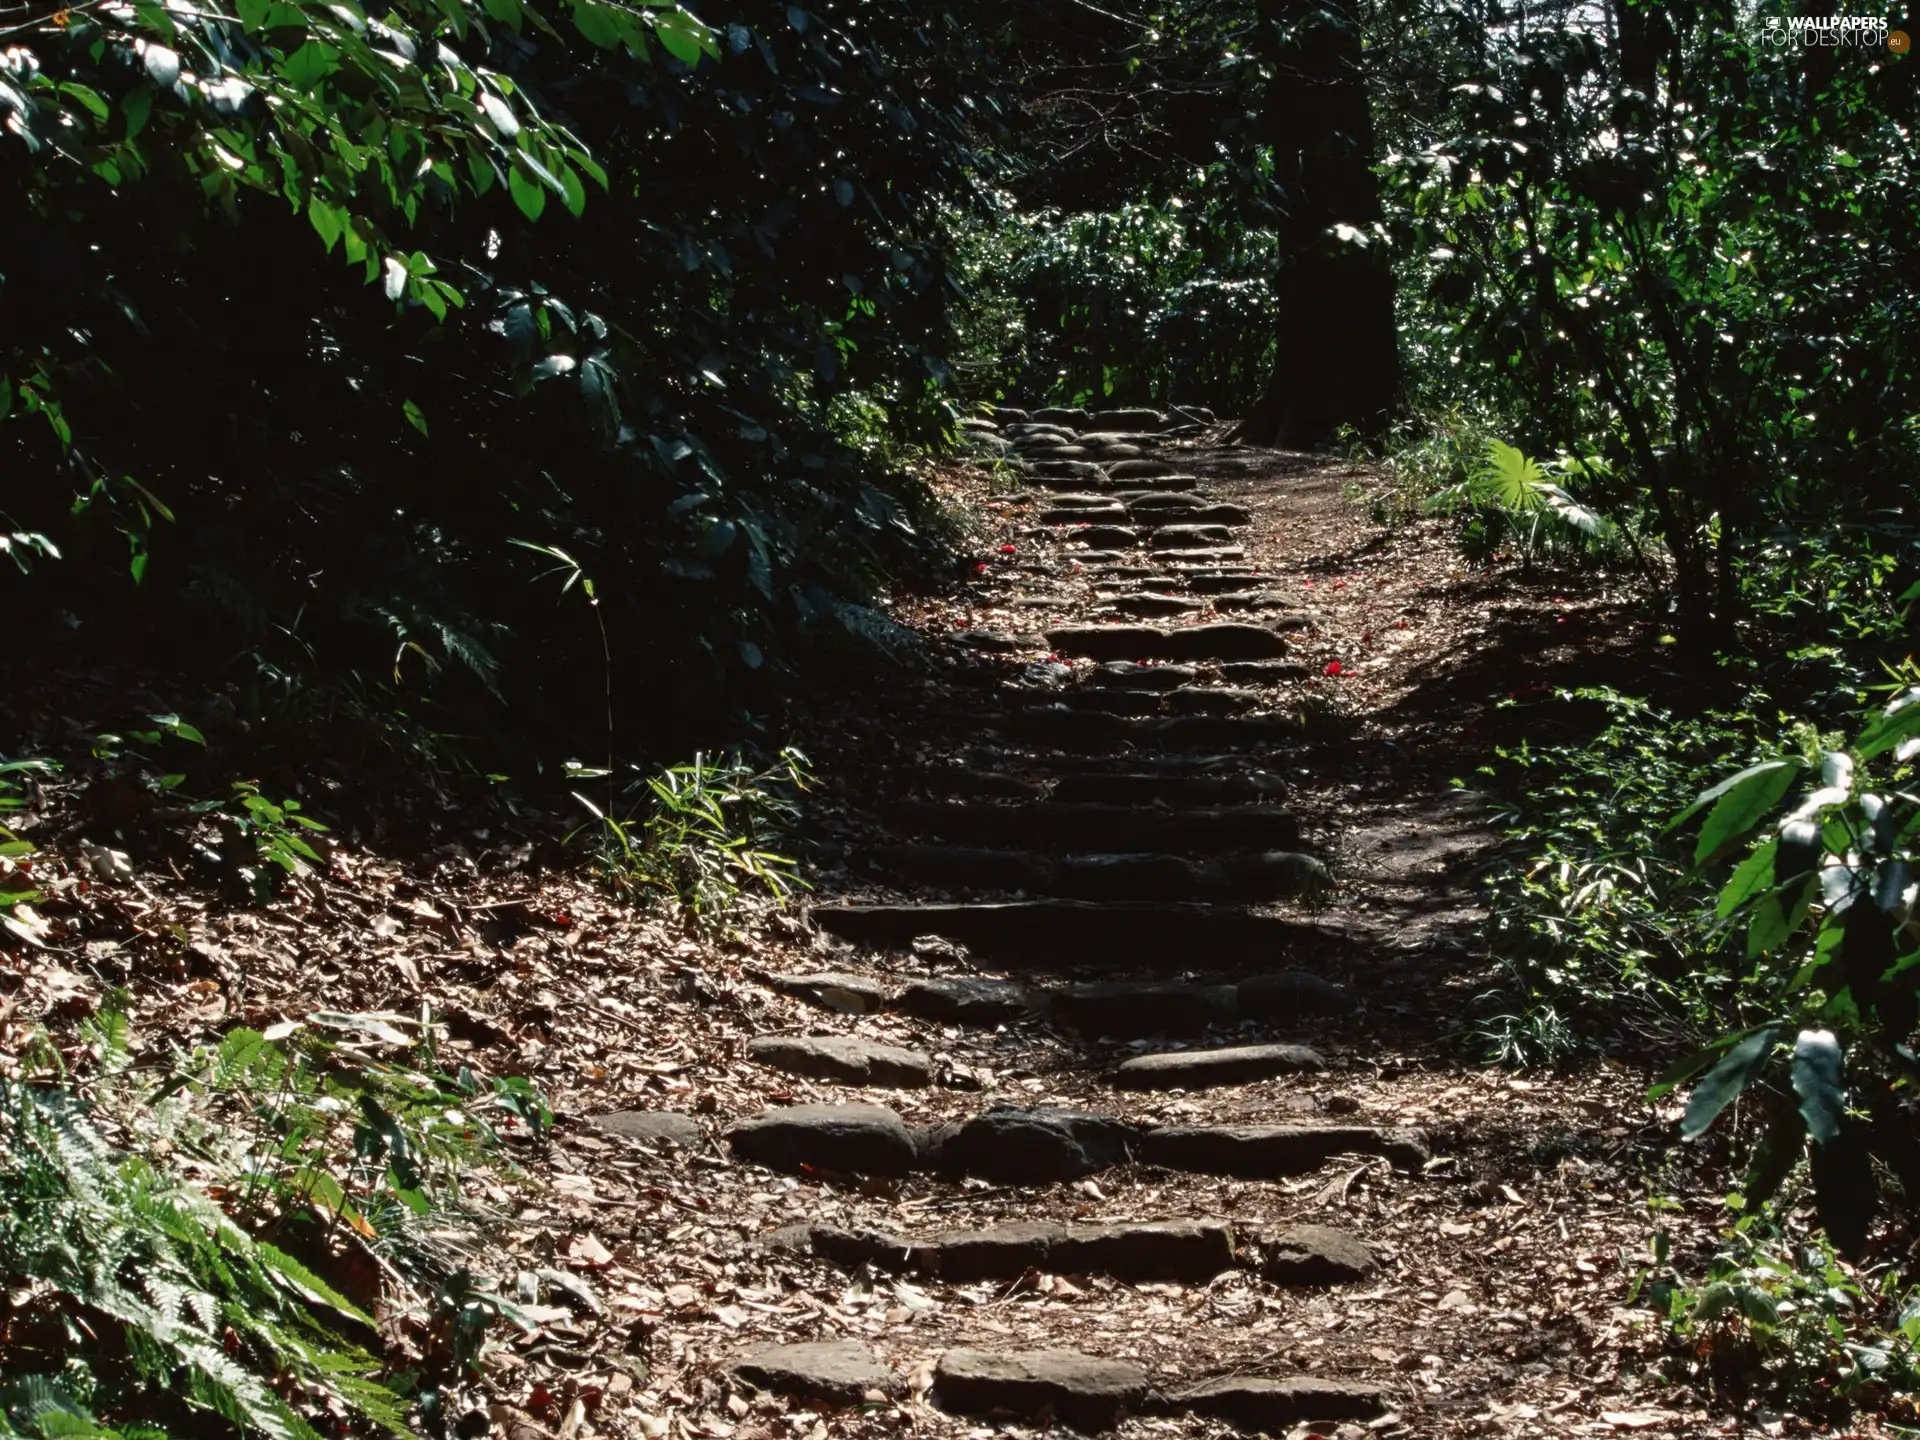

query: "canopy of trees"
xmin=5 ymin=0 xmax=1915 ymax=756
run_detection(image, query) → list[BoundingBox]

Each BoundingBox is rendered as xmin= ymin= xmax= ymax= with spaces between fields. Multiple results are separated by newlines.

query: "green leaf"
xmin=1689 ymin=761 xmax=1800 ymax=864
xmin=1717 ymin=839 xmax=1778 ymax=918
xmin=1859 ymin=689 xmax=1920 ymax=760
xmin=282 ymin=40 xmax=340 ymax=89
xmin=1669 ymin=758 xmax=1800 ymax=837
xmin=122 ymin=85 xmax=154 ymax=139
xmin=1791 ymin=1029 xmax=1845 ymax=1146
xmin=403 ymin=399 xmax=429 ymax=436
xmin=571 ymin=0 xmax=622 ymax=49
xmin=508 ymin=164 xmax=546 ymax=221
xmin=560 ymin=163 xmax=586 ymax=217
xmin=1682 ymin=1027 xmax=1778 ymax=1139
xmin=652 ymin=8 xmax=712 ymax=64
xmin=307 ymin=197 xmax=344 ymax=252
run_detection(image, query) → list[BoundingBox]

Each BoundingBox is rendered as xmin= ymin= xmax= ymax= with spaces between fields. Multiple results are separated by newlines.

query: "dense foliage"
xmin=5 ymin=0 xmax=981 ymax=774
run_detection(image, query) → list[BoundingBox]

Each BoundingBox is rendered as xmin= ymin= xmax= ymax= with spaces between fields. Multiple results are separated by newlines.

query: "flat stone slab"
xmin=1263 ymin=1224 xmax=1377 ymax=1284
xmin=1101 ymin=593 xmax=1206 ymax=618
xmin=1165 ymin=686 xmax=1260 ymax=715
xmin=895 ymin=976 xmax=1035 ymax=1025
xmin=1142 ymin=1124 xmax=1430 ymax=1176
xmin=1092 ymin=660 xmax=1195 ymax=689
xmin=1105 ymin=458 xmax=1181 ymax=479
xmin=1024 ymin=459 xmax=1108 ymax=480
xmin=1119 ymin=490 xmax=1209 ymax=512
xmin=747 ymin=1035 xmax=933 ymax=1087
xmin=1046 ymin=624 xmax=1169 ymax=661
xmin=729 ymin=1102 xmax=919 ymax=1177
xmin=928 ymin=1107 xmax=1141 ymax=1183
xmin=1149 ymin=524 xmax=1239 ymax=549
xmin=1039 ymin=490 xmax=1125 ymax=509
xmin=1236 ymin=971 xmax=1356 ymax=1019
xmin=1041 ymin=506 xmax=1129 ymax=525
xmin=936 ymin=1348 xmax=1148 ymax=1429
xmin=1161 ymin=547 xmax=1248 ymax=565
xmin=1112 ymin=1042 xmax=1326 ymax=1090
xmin=1052 ymin=981 xmax=1236 ymax=1037
xmin=1167 ymin=1375 xmax=1389 ymax=1427
xmin=731 ymin=1340 xmax=892 ymax=1403
xmin=764 ymin=971 xmax=893 ymax=1013
xmin=1160 ymin=623 xmax=1292 ymax=660
xmin=590 ymin=1110 xmax=704 ymax=1148
xmin=1068 ymin=525 xmax=1141 ymax=549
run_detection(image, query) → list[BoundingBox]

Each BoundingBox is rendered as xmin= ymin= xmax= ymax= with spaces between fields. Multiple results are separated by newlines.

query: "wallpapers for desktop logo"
xmin=1757 ymin=14 xmax=1908 ymax=48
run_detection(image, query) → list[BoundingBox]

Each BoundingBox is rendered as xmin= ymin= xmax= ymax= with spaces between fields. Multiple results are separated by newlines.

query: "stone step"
xmin=768 ymin=1218 xmax=1239 ymax=1283
xmin=1111 ymin=1042 xmax=1324 ymax=1089
xmin=1048 ymin=769 xmax=1288 ymax=804
xmin=811 ymin=899 xmax=1334 ymax=963
xmin=730 ymin=1341 xmax=894 ymax=1404
xmin=1059 ymin=689 xmax=1160 ymax=717
xmin=1045 ymin=621 xmax=1296 ymax=661
xmin=1149 ymin=524 xmax=1241 ymax=550
xmin=862 ymin=845 xmax=1328 ymax=902
xmin=1152 ymin=503 xmax=1253 ymax=527
xmin=1028 ymin=473 xmax=1201 ymax=493
xmin=880 ymin=799 xmax=1302 ymax=851
xmin=1088 ymin=659 xmax=1196 ymax=688
xmin=746 ymin=1034 xmax=933 ymax=1087
xmin=1182 ymin=569 xmax=1265 ymax=591
xmin=1159 ymin=546 xmax=1249 ymax=565
xmin=1064 ymin=524 xmax=1140 ymax=549
xmin=1211 ymin=589 xmax=1310 ymax=612
xmin=728 ymin=1103 xmax=1428 ymax=1182
xmin=1038 ymin=505 xmax=1129 ymax=525
xmin=1106 ymin=457 xmax=1182 ymax=478
xmin=999 ymin=706 xmax=1299 ymax=750
xmin=769 ymin=1218 xmax=1375 ymax=1287
xmin=1116 ymin=489 xmax=1211 ymax=513
xmin=936 ymin=1349 xmax=1145 ymax=1430
xmin=1095 ymin=594 xmax=1208 ymax=619
xmin=1023 ymin=458 xmax=1107 ymax=481
xmin=729 ymin=1342 xmax=1390 ymax=1431
xmin=1164 ymin=686 xmax=1262 ymax=715
xmin=757 ymin=965 xmax=1353 ymax=1030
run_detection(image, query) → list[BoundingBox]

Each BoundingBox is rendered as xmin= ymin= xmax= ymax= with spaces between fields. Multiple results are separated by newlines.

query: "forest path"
xmin=577 ymin=416 xmax=1685 ymax=1440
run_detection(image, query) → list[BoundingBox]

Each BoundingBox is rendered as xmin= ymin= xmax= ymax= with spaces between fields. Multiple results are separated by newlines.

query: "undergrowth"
xmin=573 ymin=748 xmax=812 ymax=929
xmin=0 ymin=1004 xmax=551 ymax=1439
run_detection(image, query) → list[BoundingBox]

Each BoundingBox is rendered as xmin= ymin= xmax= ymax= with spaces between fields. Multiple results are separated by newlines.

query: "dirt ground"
xmin=0 ymin=437 xmax=1896 ymax=1440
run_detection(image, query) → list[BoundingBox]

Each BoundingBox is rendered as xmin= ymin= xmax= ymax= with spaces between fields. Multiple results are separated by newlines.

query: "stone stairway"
xmin=594 ymin=408 xmax=1434 ymax=1435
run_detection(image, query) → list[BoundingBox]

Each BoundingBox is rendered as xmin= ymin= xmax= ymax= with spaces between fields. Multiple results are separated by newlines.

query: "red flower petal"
xmin=1323 ymin=661 xmax=1343 ymax=676
xmin=999 ymin=543 xmax=1017 ymax=553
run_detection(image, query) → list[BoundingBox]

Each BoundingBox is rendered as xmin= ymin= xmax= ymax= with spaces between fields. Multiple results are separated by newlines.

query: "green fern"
xmin=0 ymin=1081 xmax=412 ymax=1440
xmin=1432 ymin=438 xmax=1623 ymax=562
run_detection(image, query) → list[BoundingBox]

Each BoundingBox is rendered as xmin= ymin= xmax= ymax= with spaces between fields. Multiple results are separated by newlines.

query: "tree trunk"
xmin=1230 ymin=0 xmax=1400 ymax=449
